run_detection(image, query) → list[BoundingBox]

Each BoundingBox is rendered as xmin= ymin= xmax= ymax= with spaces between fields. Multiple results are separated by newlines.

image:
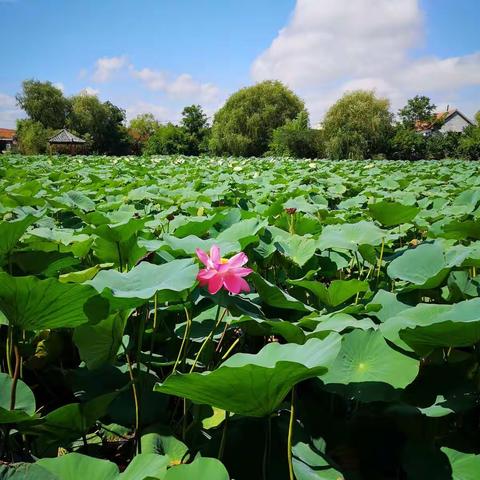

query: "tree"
xmin=390 ymin=127 xmax=427 ymax=161
xmin=322 ymin=90 xmax=393 ymax=160
xmin=269 ymin=111 xmax=324 ymax=158
xmin=475 ymin=111 xmax=480 ymax=126
xmin=144 ymin=123 xmax=189 ymax=155
xmin=128 ymin=113 xmax=160 ymax=154
xmin=209 ymin=80 xmax=305 ymax=157
xmin=181 ymin=105 xmax=209 ymax=155
xmin=67 ymin=94 xmax=131 ymax=154
xmin=458 ymin=125 xmax=480 ymax=160
xmin=16 ymin=119 xmax=53 ymax=154
xmin=426 ymin=132 xmax=461 ymax=160
xmin=398 ymin=95 xmax=436 ymax=129
xmin=16 ymin=80 xmax=70 ymax=129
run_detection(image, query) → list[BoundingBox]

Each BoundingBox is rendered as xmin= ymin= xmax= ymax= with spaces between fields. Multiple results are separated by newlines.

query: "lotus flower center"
xmin=220 ymin=258 xmax=229 ymax=264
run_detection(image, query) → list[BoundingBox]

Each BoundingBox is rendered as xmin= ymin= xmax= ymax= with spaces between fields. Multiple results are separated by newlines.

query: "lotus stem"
xmin=376 ymin=238 xmax=385 ymax=281
xmin=221 ymin=337 xmax=240 ymax=360
xmin=147 ymin=294 xmax=158 ymax=374
xmin=10 ymin=344 xmax=20 ymax=411
xmin=5 ymin=325 xmax=13 ymax=377
xmin=189 ymin=305 xmax=226 ymax=373
xmin=218 ymin=411 xmax=230 ymax=460
xmin=287 ymin=387 xmax=296 ymax=480
xmin=173 ymin=307 xmax=192 ymax=373
xmin=126 ymin=353 xmax=141 ymax=454
xmin=116 ymin=241 xmax=123 ymax=272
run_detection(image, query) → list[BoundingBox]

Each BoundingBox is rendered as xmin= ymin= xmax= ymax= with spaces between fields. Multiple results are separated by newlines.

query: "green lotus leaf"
xmin=442 ymin=448 xmax=480 ymax=480
xmin=88 ymin=259 xmax=198 ymax=308
xmin=0 ymin=372 xmax=36 ymax=424
xmin=0 ymin=463 xmax=57 ymax=480
xmin=387 ymin=242 xmax=450 ymax=288
xmin=252 ymin=273 xmax=313 ymax=312
xmin=0 ymin=215 xmax=37 ymax=263
xmin=164 ymin=457 xmax=229 ymax=480
xmin=380 ymin=298 xmax=480 ymax=353
xmin=118 ymin=453 xmax=170 ymax=480
xmin=0 ymin=272 xmax=103 ymax=330
xmin=37 ymin=453 xmax=118 ymax=480
xmin=289 ymin=278 xmax=369 ymax=307
xmin=317 ymin=221 xmax=386 ymax=251
xmin=322 ymin=330 xmax=419 ymax=389
xmin=155 ymin=335 xmax=341 ymax=417
xmin=73 ymin=311 xmax=130 ymax=370
xmin=368 ymin=201 xmax=420 ymax=226
xmin=161 ymin=234 xmax=240 ymax=257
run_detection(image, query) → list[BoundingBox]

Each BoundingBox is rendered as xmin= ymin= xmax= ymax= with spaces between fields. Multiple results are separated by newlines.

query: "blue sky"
xmin=1 ymin=0 xmax=479 ymax=128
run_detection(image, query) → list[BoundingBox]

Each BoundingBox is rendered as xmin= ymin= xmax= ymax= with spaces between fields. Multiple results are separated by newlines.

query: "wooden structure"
xmin=48 ymin=129 xmax=87 ymax=154
xmin=0 ymin=128 xmax=16 ymax=152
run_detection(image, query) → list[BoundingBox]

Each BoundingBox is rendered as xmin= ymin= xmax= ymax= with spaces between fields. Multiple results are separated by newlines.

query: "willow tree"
xmin=322 ymin=90 xmax=393 ymax=160
xmin=209 ymin=80 xmax=305 ymax=157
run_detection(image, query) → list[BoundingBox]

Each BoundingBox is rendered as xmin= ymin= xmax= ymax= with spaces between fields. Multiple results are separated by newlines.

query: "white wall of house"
xmin=440 ymin=112 xmax=471 ymax=133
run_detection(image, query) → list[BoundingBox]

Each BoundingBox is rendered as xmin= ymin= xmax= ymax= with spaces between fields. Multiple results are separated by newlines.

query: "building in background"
xmin=0 ymin=128 xmax=16 ymax=152
xmin=416 ymin=108 xmax=474 ymax=135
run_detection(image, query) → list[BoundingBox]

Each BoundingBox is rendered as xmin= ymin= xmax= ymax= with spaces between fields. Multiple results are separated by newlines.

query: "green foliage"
xmin=426 ymin=131 xmax=461 ymax=159
xmin=144 ymin=123 xmax=189 ymax=155
xmin=67 ymin=95 xmax=131 ymax=155
xmin=398 ymin=95 xmax=437 ymax=128
xmin=181 ymin=104 xmax=210 ymax=155
xmin=209 ymin=80 xmax=305 ymax=156
xmin=15 ymin=79 xmax=70 ymax=129
xmin=322 ymin=90 xmax=393 ymax=159
xmin=269 ymin=111 xmax=324 ymax=158
xmin=458 ymin=125 xmax=480 ymax=160
xmin=16 ymin=119 xmax=54 ymax=154
xmin=390 ymin=126 xmax=427 ymax=160
xmin=128 ymin=113 xmax=160 ymax=154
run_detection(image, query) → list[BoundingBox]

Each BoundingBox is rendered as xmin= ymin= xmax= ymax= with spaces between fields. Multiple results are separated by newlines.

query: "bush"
xmin=426 ymin=132 xmax=461 ymax=160
xmin=209 ymin=80 xmax=305 ymax=157
xmin=390 ymin=127 xmax=427 ymax=160
xmin=16 ymin=119 xmax=53 ymax=154
xmin=458 ymin=126 xmax=480 ymax=160
xmin=144 ymin=123 xmax=189 ymax=155
xmin=269 ymin=111 xmax=324 ymax=158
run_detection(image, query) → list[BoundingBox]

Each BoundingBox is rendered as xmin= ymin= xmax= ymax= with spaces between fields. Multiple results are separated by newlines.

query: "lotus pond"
xmin=1 ymin=155 xmax=480 ymax=479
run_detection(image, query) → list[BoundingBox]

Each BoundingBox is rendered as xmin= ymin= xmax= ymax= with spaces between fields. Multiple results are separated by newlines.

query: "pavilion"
xmin=48 ymin=129 xmax=87 ymax=154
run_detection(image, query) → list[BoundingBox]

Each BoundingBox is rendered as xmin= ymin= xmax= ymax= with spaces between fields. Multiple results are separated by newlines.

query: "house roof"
xmin=436 ymin=109 xmax=474 ymax=126
xmin=0 ymin=128 xmax=16 ymax=140
xmin=48 ymin=129 xmax=86 ymax=144
xmin=415 ymin=108 xmax=474 ymax=132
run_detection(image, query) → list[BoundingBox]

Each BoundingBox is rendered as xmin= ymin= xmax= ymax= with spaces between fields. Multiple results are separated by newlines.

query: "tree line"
xmin=12 ymin=79 xmax=480 ymax=160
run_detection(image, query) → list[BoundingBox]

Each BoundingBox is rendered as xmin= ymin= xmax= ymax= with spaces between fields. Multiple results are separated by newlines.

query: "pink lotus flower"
xmin=195 ymin=245 xmax=253 ymax=295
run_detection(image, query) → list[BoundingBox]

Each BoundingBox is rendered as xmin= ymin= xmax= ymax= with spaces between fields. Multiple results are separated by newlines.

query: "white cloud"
xmin=131 ymin=68 xmax=168 ymax=91
xmin=0 ymin=93 xmax=24 ymax=128
xmin=125 ymin=101 xmax=175 ymax=124
xmin=92 ymin=55 xmax=128 ymax=83
xmin=79 ymin=86 xmax=100 ymax=96
xmin=0 ymin=93 xmax=16 ymax=109
xmin=252 ymin=0 xmax=480 ymax=122
xmin=131 ymin=68 xmax=220 ymax=103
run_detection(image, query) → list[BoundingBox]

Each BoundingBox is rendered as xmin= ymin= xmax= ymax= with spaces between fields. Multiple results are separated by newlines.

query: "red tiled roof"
xmin=0 ymin=128 xmax=15 ymax=140
xmin=415 ymin=110 xmax=455 ymax=132
xmin=415 ymin=108 xmax=473 ymax=132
